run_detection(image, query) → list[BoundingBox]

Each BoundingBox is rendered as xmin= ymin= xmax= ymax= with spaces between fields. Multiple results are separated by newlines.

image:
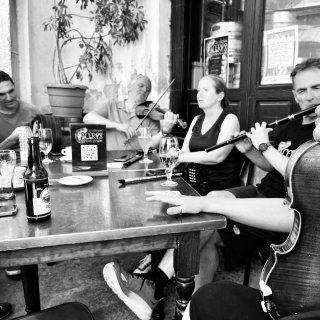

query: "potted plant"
xmin=43 ymin=0 xmax=148 ymax=117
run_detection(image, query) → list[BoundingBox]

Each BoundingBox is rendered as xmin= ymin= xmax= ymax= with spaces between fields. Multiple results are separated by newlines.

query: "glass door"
xmin=199 ymin=0 xmax=245 ymax=89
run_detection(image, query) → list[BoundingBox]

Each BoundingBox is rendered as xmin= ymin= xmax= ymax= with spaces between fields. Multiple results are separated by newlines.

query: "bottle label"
xmin=26 ymin=179 xmax=51 ymax=217
xmin=32 ymin=185 xmax=51 ymax=216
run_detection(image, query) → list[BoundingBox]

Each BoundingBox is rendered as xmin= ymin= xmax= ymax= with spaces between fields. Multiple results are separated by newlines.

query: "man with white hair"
xmin=83 ymin=74 xmax=177 ymax=150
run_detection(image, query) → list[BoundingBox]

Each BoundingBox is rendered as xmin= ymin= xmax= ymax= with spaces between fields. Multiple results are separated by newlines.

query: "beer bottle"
xmin=24 ymin=137 xmax=51 ymax=221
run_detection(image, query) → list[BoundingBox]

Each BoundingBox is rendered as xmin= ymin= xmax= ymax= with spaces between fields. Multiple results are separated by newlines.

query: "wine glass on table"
xmin=159 ymin=135 xmax=179 ymax=187
xmin=38 ymin=128 xmax=53 ymax=163
xmin=137 ymin=127 xmax=153 ymax=163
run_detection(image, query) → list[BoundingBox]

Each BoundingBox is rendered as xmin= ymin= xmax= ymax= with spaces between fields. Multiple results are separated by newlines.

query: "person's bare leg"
xmin=193 ymin=190 xmax=236 ymax=290
xmin=158 ymin=190 xmax=236 ymax=288
xmin=158 ymin=248 xmax=175 ymax=278
xmin=194 ymin=230 xmax=222 ymax=291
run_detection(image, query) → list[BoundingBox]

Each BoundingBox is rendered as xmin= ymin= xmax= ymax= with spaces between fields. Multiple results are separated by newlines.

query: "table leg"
xmin=21 ymin=265 xmax=41 ymax=313
xmin=174 ymin=231 xmax=200 ymax=320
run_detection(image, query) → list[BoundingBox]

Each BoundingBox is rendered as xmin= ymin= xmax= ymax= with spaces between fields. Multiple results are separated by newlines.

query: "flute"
xmin=118 ymin=172 xmax=182 ymax=185
xmin=206 ymin=105 xmax=318 ymax=153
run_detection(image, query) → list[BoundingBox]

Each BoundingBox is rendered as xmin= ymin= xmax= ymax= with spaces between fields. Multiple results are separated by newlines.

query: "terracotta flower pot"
xmin=45 ymin=83 xmax=88 ymax=117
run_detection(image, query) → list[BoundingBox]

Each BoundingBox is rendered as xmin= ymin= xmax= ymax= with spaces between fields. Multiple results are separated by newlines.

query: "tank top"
xmin=187 ymin=110 xmax=243 ymax=194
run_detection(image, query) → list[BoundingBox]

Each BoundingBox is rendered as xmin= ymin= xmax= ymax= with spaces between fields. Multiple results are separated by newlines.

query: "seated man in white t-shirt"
xmin=0 ymin=71 xmax=41 ymax=281
xmin=0 ymin=70 xmax=39 ymax=150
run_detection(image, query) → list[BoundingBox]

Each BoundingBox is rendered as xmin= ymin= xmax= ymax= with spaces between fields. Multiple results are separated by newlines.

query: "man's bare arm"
xmin=145 ymin=191 xmax=293 ymax=233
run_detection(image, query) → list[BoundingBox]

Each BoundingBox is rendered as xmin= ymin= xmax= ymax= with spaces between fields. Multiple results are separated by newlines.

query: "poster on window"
xmin=204 ymin=36 xmax=229 ymax=85
xmin=261 ymin=25 xmax=298 ymax=85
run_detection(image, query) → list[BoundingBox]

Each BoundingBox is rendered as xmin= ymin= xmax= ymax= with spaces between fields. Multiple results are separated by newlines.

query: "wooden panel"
xmin=228 ymin=100 xmax=241 ymax=118
xmin=186 ymin=101 xmax=202 ymax=125
xmin=170 ymin=0 xmax=188 ymax=116
xmin=255 ymin=100 xmax=292 ymax=139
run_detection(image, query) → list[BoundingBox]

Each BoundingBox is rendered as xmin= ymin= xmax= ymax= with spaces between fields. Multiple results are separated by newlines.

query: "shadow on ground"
xmin=1 ymin=252 xmax=262 ymax=320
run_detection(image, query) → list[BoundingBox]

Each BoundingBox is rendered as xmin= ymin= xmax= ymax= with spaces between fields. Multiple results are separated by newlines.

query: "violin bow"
xmin=135 ymin=78 xmax=175 ymax=131
xmin=124 ymin=78 xmax=175 ymax=145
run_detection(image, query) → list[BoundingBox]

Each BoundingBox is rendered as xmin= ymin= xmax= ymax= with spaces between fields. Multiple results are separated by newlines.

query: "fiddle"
xmin=124 ymin=79 xmax=176 ymax=145
xmin=136 ymin=101 xmax=187 ymax=129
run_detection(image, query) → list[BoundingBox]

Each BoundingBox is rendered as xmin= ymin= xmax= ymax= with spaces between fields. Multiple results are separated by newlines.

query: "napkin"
xmin=107 ymin=162 xmax=124 ymax=169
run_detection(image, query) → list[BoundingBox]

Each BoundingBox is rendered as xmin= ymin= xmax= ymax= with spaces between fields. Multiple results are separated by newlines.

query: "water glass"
xmin=0 ymin=150 xmax=17 ymax=216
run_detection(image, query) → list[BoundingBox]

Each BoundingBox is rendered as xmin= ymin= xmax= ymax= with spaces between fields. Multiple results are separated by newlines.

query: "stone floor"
xmin=0 ymin=252 xmax=262 ymax=320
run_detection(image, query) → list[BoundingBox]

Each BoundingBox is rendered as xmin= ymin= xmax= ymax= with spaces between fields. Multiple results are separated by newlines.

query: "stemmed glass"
xmin=137 ymin=127 xmax=153 ymax=163
xmin=159 ymin=135 xmax=179 ymax=187
xmin=38 ymin=128 xmax=54 ymax=163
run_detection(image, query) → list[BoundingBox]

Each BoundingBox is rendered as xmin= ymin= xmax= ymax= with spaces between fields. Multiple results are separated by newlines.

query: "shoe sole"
xmin=103 ymin=263 xmax=152 ymax=320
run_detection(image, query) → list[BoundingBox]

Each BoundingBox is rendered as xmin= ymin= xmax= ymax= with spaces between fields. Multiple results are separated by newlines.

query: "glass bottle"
xmin=24 ymin=137 xmax=51 ymax=221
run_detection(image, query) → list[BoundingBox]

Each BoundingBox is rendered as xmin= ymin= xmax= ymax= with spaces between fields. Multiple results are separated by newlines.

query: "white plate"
xmin=58 ymin=175 xmax=93 ymax=186
xmin=60 ymin=156 xmax=72 ymax=162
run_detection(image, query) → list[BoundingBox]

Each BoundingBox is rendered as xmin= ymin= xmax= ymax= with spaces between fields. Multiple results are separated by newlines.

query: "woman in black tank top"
xmin=179 ymin=75 xmax=243 ymax=195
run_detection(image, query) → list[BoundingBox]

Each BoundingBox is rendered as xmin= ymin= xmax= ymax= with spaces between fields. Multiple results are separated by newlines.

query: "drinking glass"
xmin=137 ymin=127 xmax=153 ymax=163
xmin=159 ymin=135 xmax=179 ymax=187
xmin=0 ymin=150 xmax=17 ymax=216
xmin=38 ymin=128 xmax=53 ymax=163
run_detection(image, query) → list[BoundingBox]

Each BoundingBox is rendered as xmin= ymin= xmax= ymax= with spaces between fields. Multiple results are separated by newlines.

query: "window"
xmin=261 ymin=0 xmax=320 ymax=85
xmin=191 ymin=0 xmax=245 ymax=89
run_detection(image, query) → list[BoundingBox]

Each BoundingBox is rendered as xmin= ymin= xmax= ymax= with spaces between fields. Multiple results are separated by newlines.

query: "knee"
xmin=206 ymin=190 xmax=236 ymax=198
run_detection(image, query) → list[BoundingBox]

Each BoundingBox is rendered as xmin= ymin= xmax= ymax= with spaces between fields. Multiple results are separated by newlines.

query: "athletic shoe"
xmin=0 ymin=303 xmax=12 ymax=320
xmin=103 ymin=262 xmax=162 ymax=320
xmin=5 ymin=267 xmax=21 ymax=280
xmin=133 ymin=254 xmax=152 ymax=274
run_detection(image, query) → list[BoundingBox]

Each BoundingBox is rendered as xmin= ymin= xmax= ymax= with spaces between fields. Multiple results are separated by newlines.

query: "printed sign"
xmin=70 ymin=124 xmax=107 ymax=171
xmin=204 ymin=35 xmax=229 ymax=84
xmin=261 ymin=25 xmax=298 ymax=85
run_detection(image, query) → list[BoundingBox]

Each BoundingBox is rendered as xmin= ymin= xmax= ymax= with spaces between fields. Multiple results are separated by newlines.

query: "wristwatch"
xmin=258 ymin=143 xmax=270 ymax=154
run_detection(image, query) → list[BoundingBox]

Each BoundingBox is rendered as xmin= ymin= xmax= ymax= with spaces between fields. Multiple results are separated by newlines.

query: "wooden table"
xmin=0 ymin=151 xmax=226 ymax=319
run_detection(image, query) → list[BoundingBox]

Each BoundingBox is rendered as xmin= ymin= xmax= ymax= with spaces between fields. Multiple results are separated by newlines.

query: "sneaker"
xmin=103 ymin=262 xmax=162 ymax=320
xmin=5 ymin=267 xmax=21 ymax=280
xmin=133 ymin=254 xmax=152 ymax=275
xmin=0 ymin=303 xmax=12 ymax=320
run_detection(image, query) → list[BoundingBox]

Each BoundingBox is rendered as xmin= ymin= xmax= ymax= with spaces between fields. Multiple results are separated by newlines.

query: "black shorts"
xmin=218 ymin=185 xmax=288 ymax=270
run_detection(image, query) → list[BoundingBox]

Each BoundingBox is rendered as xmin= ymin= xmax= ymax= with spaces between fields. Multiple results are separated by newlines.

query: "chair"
xmin=12 ymin=302 xmax=95 ymax=320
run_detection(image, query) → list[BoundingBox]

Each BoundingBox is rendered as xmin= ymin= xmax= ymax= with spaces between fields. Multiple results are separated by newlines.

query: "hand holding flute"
xmin=206 ymin=105 xmax=317 ymax=152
